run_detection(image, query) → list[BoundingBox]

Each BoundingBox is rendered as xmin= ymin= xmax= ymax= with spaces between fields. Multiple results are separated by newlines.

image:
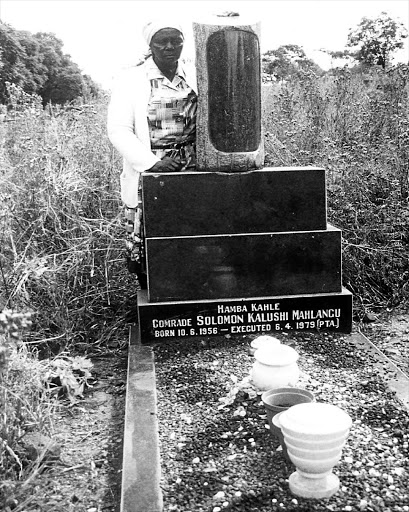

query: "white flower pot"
xmin=248 ymin=335 xmax=281 ymax=356
xmin=251 ymin=345 xmax=299 ymax=391
xmin=277 ymin=402 xmax=352 ymax=499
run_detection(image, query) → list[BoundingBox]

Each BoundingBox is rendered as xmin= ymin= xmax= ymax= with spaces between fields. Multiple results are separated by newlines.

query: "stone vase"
xmin=277 ymin=402 xmax=352 ymax=499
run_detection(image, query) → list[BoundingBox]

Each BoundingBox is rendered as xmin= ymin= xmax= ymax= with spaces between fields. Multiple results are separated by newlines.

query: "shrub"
xmin=263 ymin=65 xmax=409 ymax=311
xmin=0 ymin=310 xmax=52 ymax=480
xmin=1 ymin=85 xmax=135 ymax=353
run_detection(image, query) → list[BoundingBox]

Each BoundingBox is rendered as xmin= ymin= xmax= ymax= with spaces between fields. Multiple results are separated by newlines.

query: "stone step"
xmin=142 ymin=167 xmax=327 ymax=237
xmin=146 ymin=225 xmax=342 ymax=302
xmin=121 ymin=326 xmax=163 ymax=512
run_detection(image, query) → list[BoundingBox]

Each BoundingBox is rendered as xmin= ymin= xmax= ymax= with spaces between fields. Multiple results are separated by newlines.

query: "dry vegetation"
xmin=0 ymin=84 xmax=134 ymax=508
xmin=262 ymin=65 xmax=409 ymax=312
xmin=0 ymin=64 xmax=408 ymax=508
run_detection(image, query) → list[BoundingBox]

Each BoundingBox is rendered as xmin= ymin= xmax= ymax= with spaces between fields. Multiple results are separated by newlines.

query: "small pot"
xmin=251 ymin=345 xmax=299 ymax=391
xmin=262 ymin=387 xmax=315 ymax=428
xmin=262 ymin=387 xmax=315 ymax=462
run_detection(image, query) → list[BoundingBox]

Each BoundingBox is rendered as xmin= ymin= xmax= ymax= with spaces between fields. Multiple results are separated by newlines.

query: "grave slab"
xmin=142 ymin=167 xmax=327 ymax=237
xmin=136 ymin=288 xmax=353 ymax=343
xmin=350 ymin=332 xmax=409 ymax=409
xmin=120 ymin=328 xmax=409 ymax=512
xmin=146 ymin=226 xmax=342 ymax=302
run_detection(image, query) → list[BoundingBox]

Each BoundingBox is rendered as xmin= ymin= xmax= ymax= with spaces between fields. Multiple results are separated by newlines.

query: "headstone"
xmin=135 ymin=14 xmax=352 ymax=343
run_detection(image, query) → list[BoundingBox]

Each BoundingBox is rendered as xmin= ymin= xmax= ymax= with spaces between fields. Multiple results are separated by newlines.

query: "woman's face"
xmin=150 ymin=28 xmax=184 ymax=69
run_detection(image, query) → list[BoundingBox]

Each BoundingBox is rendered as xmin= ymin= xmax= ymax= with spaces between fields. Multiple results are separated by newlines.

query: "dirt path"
xmin=9 ymin=350 xmax=127 ymax=512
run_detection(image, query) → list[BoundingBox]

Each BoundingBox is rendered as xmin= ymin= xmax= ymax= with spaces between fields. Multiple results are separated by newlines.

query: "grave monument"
xmin=136 ymin=14 xmax=353 ymax=343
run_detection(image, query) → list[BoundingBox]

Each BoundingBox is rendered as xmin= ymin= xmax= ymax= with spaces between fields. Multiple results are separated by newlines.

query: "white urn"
xmin=250 ymin=344 xmax=299 ymax=391
xmin=249 ymin=335 xmax=281 ymax=355
xmin=277 ymin=402 xmax=352 ymax=499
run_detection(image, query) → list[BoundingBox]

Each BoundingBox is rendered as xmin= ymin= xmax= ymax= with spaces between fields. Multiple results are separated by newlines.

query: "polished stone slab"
xmin=142 ymin=167 xmax=326 ymax=237
xmin=136 ymin=288 xmax=353 ymax=343
xmin=121 ymin=326 xmax=163 ymax=512
xmin=146 ymin=226 xmax=341 ymax=302
xmin=206 ymin=30 xmax=261 ymax=153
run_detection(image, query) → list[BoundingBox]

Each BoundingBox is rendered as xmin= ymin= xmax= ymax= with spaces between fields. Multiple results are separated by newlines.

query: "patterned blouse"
xmin=146 ymin=57 xmax=197 ymax=170
xmin=123 ymin=58 xmax=197 ymax=277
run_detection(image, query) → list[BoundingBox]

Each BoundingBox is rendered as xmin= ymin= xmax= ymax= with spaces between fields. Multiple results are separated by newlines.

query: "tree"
xmin=262 ymin=44 xmax=322 ymax=81
xmin=34 ymin=32 xmax=84 ymax=104
xmin=346 ymin=12 xmax=408 ymax=69
xmin=40 ymin=69 xmax=84 ymax=104
xmin=0 ymin=22 xmax=101 ymax=104
xmin=0 ymin=23 xmax=26 ymax=101
xmin=16 ymin=30 xmax=48 ymax=94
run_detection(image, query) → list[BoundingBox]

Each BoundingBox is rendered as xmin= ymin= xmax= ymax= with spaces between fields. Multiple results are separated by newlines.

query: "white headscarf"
xmin=143 ymin=19 xmax=185 ymax=46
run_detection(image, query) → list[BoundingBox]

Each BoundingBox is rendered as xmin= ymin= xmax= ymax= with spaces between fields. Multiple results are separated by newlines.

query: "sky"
xmin=1 ymin=0 xmax=408 ymax=89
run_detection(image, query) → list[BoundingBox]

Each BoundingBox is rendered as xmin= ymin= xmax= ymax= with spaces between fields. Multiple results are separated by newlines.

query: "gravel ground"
xmin=5 ymin=319 xmax=407 ymax=512
xmin=153 ymin=330 xmax=409 ymax=512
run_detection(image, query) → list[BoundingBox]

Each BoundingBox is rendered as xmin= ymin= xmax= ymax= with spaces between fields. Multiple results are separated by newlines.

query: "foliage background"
xmin=0 ymin=22 xmax=101 ymax=105
xmin=262 ymin=64 xmax=409 ymax=311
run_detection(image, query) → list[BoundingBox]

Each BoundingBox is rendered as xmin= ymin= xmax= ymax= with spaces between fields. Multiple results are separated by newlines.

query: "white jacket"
xmin=107 ymin=58 xmax=197 ymax=207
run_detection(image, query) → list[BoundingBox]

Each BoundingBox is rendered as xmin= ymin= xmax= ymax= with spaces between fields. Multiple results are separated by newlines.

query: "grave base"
xmin=137 ymin=288 xmax=353 ymax=343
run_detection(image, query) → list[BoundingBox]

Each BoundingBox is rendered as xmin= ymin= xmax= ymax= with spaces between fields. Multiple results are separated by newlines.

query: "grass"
xmin=0 ymin=63 xmax=408 ymax=503
xmin=1 ymin=85 xmax=134 ymax=352
xmin=1 ymin=310 xmax=54 ymax=507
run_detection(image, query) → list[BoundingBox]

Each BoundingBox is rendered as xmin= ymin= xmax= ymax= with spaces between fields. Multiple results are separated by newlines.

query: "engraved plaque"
xmin=136 ymin=289 xmax=353 ymax=342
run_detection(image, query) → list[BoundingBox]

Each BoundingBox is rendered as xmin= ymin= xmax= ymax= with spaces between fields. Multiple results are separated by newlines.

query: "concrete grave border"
xmin=121 ymin=325 xmax=163 ymax=512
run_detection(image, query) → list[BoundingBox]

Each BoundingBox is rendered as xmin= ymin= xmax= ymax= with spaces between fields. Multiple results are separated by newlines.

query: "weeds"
xmin=263 ymin=64 xmax=409 ymax=312
xmin=0 ymin=308 xmax=96 ymax=511
xmin=44 ymin=353 xmax=94 ymax=403
xmin=1 ymin=85 xmax=134 ymax=353
xmin=0 ymin=310 xmax=52 ymax=481
xmin=0 ymin=86 xmax=133 ymax=504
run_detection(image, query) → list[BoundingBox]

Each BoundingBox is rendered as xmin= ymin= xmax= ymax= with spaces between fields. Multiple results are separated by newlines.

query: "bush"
xmin=262 ymin=64 xmax=409 ymax=311
xmin=1 ymin=84 xmax=135 ymax=353
xmin=0 ymin=309 xmax=52 ymax=480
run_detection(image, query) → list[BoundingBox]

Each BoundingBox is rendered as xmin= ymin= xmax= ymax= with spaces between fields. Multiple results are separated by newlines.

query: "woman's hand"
xmin=147 ymin=156 xmax=183 ymax=173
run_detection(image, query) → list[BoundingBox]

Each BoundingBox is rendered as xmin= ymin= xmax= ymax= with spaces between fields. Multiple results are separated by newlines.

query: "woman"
xmin=107 ymin=20 xmax=197 ymax=287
